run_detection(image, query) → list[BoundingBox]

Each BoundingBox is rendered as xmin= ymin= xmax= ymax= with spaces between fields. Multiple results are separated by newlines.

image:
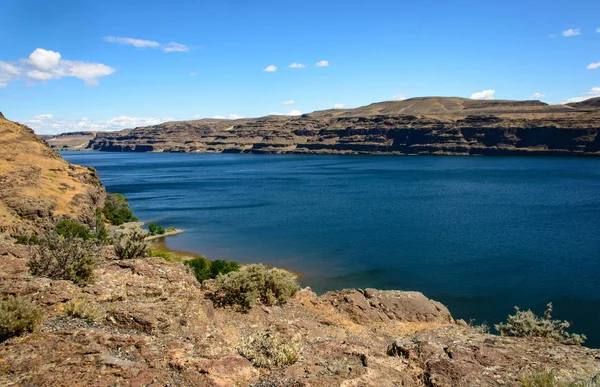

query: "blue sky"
xmin=1 ymin=0 xmax=599 ymax=134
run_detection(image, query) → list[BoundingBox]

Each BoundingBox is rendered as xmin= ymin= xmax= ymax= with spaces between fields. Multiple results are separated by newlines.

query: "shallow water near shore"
xmin=61 ymin=151 xmax=600 ymax=347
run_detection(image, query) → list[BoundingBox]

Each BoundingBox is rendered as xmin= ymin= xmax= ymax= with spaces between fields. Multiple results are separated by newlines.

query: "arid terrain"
xmin=1 ymin=113 xmax=599 ymax=386
xmin=44 ymin=97 xmax=600 ymax=156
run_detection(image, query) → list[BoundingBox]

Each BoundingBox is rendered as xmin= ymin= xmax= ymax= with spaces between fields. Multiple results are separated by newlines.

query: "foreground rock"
xmin=1 ymin=245 xmax=598 ymax=386
xmin=0 ymin=113 xmax=105 ymax=236
xmin=47 ymin=97 xmax=600 ymax=156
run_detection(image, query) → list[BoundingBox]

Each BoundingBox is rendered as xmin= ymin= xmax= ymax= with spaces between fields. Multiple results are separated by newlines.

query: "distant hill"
xmin=0 ymin=113 xmax=105 ymax=236
xmin=41 ymin=96 xmax=600 ymax=156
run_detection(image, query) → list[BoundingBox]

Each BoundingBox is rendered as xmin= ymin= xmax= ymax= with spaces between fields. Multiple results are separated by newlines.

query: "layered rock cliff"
xmin=0 ymin=112 xmax=105 ymax=236
xmin=48 ymin=97 xmax=600 ymax=156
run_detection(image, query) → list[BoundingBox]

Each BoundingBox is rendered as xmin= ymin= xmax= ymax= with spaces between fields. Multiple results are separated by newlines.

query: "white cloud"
xmin=289 ymin=63 xmax=306 ymax=69
xmin=0 ymin=48 xmax=114 ymax=87
xmin=269 ymin=109 xmax=302 ymax=116
xmin=264 ymin=65 xmax=277 ymax=72
xmin=333 ymin=103 xmax=345 ymax=109
xmin=597 ymin=28 xmax=600 ymax=33
xmin=163 ymin=42 xmax=189 ymax=53
xmin=587 ymin=62 xmax=600 ymax=70
xmin=282 ymin=100 xmax=295 ymax=105
xmin=28 ymin=48 xmax=62 ymax=70
xmin=471 ymin=89 xmax=495 ymax=100
xmin=393 ymin=93 xmax=407 ymax=101
xmin=0 ymin=61 xmax=21 ymax=88
xmin=532 ymin=92 xmax=546 ymax=98
xmin=103 ymin=36 xmax=189 ymax=53
xmin=562 ymin=87 xmax=600 ymax=104
xmin=212 ymin=115 xmax=226 ymax=119
xmin=193 ymin=114 xmax=202 ymax=119
xmin=562 ymin=28 xmax=581 ymax=37
xmin=315 ymin=60 xmax=329 ymax=67
xmin=103 ymin=36 xmax=160 ymax=48
xmin=23 ymin=114 xmax=174 ymax=135
xmin=228 ymin=114 xmax=243 ymax=119
xmin=189 ymin=72 xmax=196 ymax=76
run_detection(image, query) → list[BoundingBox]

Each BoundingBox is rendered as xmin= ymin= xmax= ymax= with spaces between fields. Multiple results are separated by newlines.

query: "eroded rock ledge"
xmin=1 ymin=244 xmax=598 ymax=387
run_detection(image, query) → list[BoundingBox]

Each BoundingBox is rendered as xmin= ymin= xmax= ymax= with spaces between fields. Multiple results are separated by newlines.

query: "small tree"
xmin=148 ymin=223 xmax=157 ymax=235
xmin=114 ymin=228 xmax=148 ymax=260
xmin=103 ymin=193 xmax=138 ymax=226
xmin=55 ymin=219 xmax=93 ymax=240
xmin=157 ymin=225 xmax=165 ymax=235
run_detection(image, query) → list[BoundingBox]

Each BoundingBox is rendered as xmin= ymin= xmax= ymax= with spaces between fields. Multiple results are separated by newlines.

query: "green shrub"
xmin=185 ymin=258 xmax=240 ymax=283
xmin=114 ymin=227 xmax=148 ymax=260
xmin=93 ymin=211 xmax=109 ymax=243
xmin=167 ymin=227 xmax=176 ymax=232
xmin=0 ymin=296 xmax=44 ymax=341
xmin=28 ymin=232 xmax=100 ymax=285
xmin=102 ymin=193 xmax=138 ymax=226
xmin=156 ymin=225 xmax=165 ymax=235
xmin=212 ymin=264 xmax=300 ymax=312
xmin=495 ymin=303 xmax=586 ymax=345
xmin=148 ymin=223 xmax=157 ymax=235
xmin=238 ymin=330 xmax=301 ymax=368
xmin=16 ymin=234 xmax=39 ymax=245
xmin=149 ymin=249 xmax=171 ymax=259
xmin=62 ymin=296 xmax=101 ymax=322
xmin=55 ymin=219 xmax=93 ymax=240
xmin=519 ymin=368 xmax=599 ymax=387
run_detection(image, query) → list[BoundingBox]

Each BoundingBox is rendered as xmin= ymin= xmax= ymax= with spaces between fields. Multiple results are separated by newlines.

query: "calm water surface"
xmin=61 ymin=152 xmax=600 ymax=347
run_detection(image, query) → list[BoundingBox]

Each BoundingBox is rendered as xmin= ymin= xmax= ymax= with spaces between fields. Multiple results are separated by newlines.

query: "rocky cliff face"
xmin=0 ymin=113 xmax=105 ymax=236
xmin=1 ymin=244 xmax=599 ymax=386
xmin=72 ymin=97 xmax=600 ymax=156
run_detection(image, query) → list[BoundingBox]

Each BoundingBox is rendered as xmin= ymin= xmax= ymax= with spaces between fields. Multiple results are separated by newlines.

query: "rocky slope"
xmin=1 ymin=244 xmax=599 ymax=386
xmin=0 ymin=112 xmax=105 ymax=236
xmin=49 ymin=97 xmax=600 ymax=156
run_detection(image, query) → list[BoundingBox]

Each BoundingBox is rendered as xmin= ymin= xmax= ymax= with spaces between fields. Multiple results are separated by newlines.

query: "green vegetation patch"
xmin=0 ymin=296 xmax=44 ymax=342
xmin=114 ymin=228 xmax=148 ymax=260
xmin=103 ymin=193 xmax=138 ymax=226
xmin=238 ymin=330 xmax=302 ymax=368
xmin=185 ymin=257 xmax=240 ymax=283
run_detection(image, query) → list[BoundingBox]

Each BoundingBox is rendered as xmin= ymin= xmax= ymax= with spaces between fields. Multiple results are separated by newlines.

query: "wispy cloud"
xmin=587 ymin=62 xmax=600 ymax=70
xmin=282 ymin=100 xmax=295 ymax=105
xmin=393 ymin=93 xmax=407 ymax=101
xmin=315 ymin=60 xmax=329 ymax=67
xmin=269 ymin=109 xmax=302 ymax=116
xmin=532 ymin=92 xmax=545 ymax=98
xmin=471 ymin=89 xmax=495 ymax=100
xmin=0 ymin=48 xmax=114 ymax=88
xmin=24 ymin=113 xmax=173 ymax=135
xmin=212 ymin=114 xmax=244 ymax=119
xmin=189 ymin=72 xmax=196 ymax=76
xmin=596 ymin=28 xmax=600 ymax=33
xmin=103 ymin=36 xmax=189 ymax=53
xmin=289 ymin=63 xmax=306 ymax=69
xmin=563 ymin=87 xmax=600 ymax=104
xmin=264 ymin=65 xmax=277 ymax=72
xmin=333 ymin=104 xmax=345 ymax=109
xmin=562 ymin=28 xmax=581 ymax=37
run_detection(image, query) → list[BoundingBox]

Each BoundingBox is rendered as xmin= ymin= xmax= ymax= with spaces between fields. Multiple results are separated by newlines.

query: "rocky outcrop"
xmin=71 ymin=97 xmax=600 ymax=156
xmin=0 ymin=113 xmax=105 ymax=236
xmin=1 ymin=245 xmax=598 ymax=386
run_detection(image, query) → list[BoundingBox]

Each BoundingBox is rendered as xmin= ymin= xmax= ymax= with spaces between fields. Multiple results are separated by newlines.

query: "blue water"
xmin=61 ymin=152 xmax=600 ymax=347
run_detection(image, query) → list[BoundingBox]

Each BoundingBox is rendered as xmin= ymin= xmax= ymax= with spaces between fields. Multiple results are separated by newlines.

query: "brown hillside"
xmin=0 ymin=112 xmax=105 ymax=236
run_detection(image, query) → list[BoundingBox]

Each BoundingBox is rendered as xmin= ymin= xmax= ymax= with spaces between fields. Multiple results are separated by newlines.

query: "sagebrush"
xmin=519 ymin=368 xmax=600 ymax=387
xmin=0 ymin=296 xmax=44 ymax=341
xmin=495 ymin=303 xmax=586 ymax=345
xmin=62 ymin=296 xmax=101 ymax=322
xmin=28 ymin=232 xmax=100 ymax=285
xmin=212 ymin=264 xmax=300 ymax=312
xmin=238 ymin=331 xmax=302 ymax=368
xmin=114 ymin=227 xmax=148 ymax=260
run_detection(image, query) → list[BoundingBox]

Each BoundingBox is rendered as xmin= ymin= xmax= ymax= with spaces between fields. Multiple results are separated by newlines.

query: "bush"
xmin=148 ymin=223 xmax=157 ymax=235
xmin=495 ymin=303 xmax=586 ymax=345
xmin=114 ymin=228 xmax=148 ymax=260
xmin=167 ymin=227 xmax=176 ymax=232
xmin=185 ymin=258 xmax=240 ymax=283
xmin=103 ymin=193 xmax=138 ymax=226
xmin=16 ymin=234 xmax=39 ymax=245
xmin=0 ymin=296 xmax=44 ymax=341
xmin=62 ymin=296 xmax=101 ymax=322
xmin=156 ymin=225 xmax=165 ymax=235
xmin=238 ymin=330 xmax=301 ymax=368
xmin=55 ymin=219 xmax=93 ymax=240
xmin=519 ymin=368 xmax=599 ymax=387
xmin=28 ymin=232 xmax=100 ymax=285
xmin=93 ymin=211 xmax=108 ymax=243
xmin=212 ymin=264 xmax=300 ymax=312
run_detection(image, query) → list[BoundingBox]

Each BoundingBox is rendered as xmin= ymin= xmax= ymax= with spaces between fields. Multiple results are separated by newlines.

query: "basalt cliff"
xmin=46 ymin=97 xmax=600 ymax=156
xmin=0 ymin=112 xmax=105 ymax=236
